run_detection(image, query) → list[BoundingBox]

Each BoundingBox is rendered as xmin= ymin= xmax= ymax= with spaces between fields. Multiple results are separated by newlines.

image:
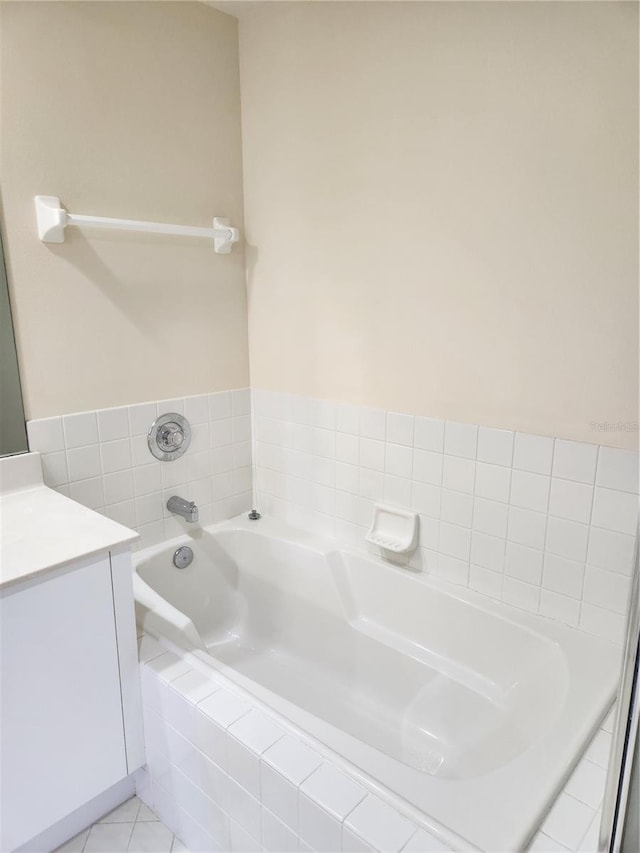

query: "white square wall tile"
xmin=299 ymin=794 xmax=342 ymax=852
xmin=586 ymin=527 xmax=636 ymax=575
xmin=470 ymin=532 xmax=505 ymax=572
xmin=475 ymin=462 xmax=511 ymax=503
xmin=226 ymin=776 xmax=262 ymax=842
xmin=441 ymin=490 xmax=473 ymax=528
xmin=553 ymin=439 xmax=598 ymax=485
xmin=549 ymin=479 xmax=594 ymax=524
xmin=584 ymin=730 xmax=612 ymax=769
xmin=507 ymin=506 xmax=547 ymax=550
xmin=565 ymin=758 xmax=607 ymax=809
xmin=414 ymin=417 xmax=445 ymax=452
xmin=228 ymin=710 xmax=285 ymax=756
xmin=343 ymin=826 xmax=376 ymax=853
xmin=542 ymin=554 xmax=585 ymax=600
xmin=596 ymin=447 xmax=639 ymax=494
xmin=61 ymin=443 xmax=95 ymax=491
xmin=541 ymin=792 xmax=595 ymax=850
xmin=69 ymin=477 xmax=104 ymax=510
xmin=385 ymin=443 xmax=413 ymax=479
xmin=231 ymin=388 xmax=251 ymax=417
xmin=402 ymin=828 xmax=453 ymax=852
xmin=444 ymin=421 xmax=478 ymax=459
xmin=583 ymin=566 xmax=630 ymax=615
xmin=261 ymin=763 xmax=299 ymax=832
xmin=336 ymin=462 xmax=359 ymax=495
xmin=580 ymin=603 xmax=625 ymax=644
xmin=262 ymin=735 xmax=323 ymax=786
xmin=63 ymin=411 xmax=99 ymax=448
xmin=477 ymin=427 xmax=514 ymax=467
xmin=591 ymin=487 xmax=639 ymax=535
xmin=336 ymin=432 xmax=360 ymax=465
xmin=103 ymin=470 xmax=134 ymax=505
xmin=505 ymin=541 xmax=544 ymax=585
xmin=262 ymin=807 xmax=298 ymax=853
xmin=27 ymin=417 xmax=65 ymax=453
xmin=513 ymin=433 xmax=554 ymax=475
xmin=436 ymin=554 xmax=469 ymax=586
xmin=360 ymin=438 xmax=385 ymax=472
xmin=101 ymin=439 xmax=132 ymax=474
xmin=336 ymin=404 xmax=361 ymax=435
xmin=413 ymin=450 xmax=443 ymax=486
xmin=41 ymin=451 xmax=68 ymax=487
xmin=472 ymin=497 xmax=508 ymax=538
xmin=97 ymin=407 xmax=129 ymax=442
xmin=360 ymin=407 xmax=386 ymax=441
xmin=510 ymin=470 xmax=550 ymax=513
xmin=442 ymin=455 xmax=475 ymax=494
xmin=384 ymin=474 xmax=412 ymax=507
xmin=359 ymin=469 xmax=384 ymax=501
xmin=128 ymin=402 xmax=157 ymax=436
xmin=470 ymin=564 xmax=504 ymax=599
xmin=209 ymin=391 xmax=232 ymax=421
xmin=133 ymin=464 xmax=162 ymax=497
xmin=198 ymin=688 xmax=251 ymax=729
xmin=411 ymin=482 xmax=441 ymax=519
xmin=300 ymin=764 xmax=366 ymax=821
xmin=344 ymin=796 xmax=416 ymax=853
xmin=386 ymin=412 xmax=414 ymax=446
xmin=540 ymin=589 xmax=581 ymax=626
xmin=502 ymin=577 xmax=540 ymax=613
xmin=439 ymin=522 xmax=471 ymax=561
xmin=546 ymin=517 xmax=589 ymax=562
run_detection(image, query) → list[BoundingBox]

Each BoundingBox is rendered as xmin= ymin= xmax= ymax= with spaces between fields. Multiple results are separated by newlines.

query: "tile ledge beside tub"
xmin=135 ymin=633 xmax=613 ymax=853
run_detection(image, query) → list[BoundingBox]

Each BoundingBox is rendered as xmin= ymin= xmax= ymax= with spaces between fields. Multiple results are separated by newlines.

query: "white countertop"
xmin=0 ymin=452 xmax=138 ymax=589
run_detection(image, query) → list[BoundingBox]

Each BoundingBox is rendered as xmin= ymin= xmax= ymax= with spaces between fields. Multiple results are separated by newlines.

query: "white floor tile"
xmin=98 ymin=797 xmax=141 ymax=823
xmin=84 ymin=822 xmax=135 ymax=852
xmin=127 ymin=821 xmax=174 ymax=852
xmin=136 ymin=803 xmax=161 ymax=823
xmin=54 ymin=828 xmax=90 ymax=853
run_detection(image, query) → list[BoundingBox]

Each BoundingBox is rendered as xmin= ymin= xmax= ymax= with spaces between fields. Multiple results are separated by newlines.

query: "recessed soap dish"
xmin=366 ymin=504 xmax=419 ymax=553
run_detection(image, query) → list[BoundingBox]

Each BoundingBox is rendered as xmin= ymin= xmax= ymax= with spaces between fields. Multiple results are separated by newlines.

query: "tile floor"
xmin=55 ymin=796 xmax=184 ymax=853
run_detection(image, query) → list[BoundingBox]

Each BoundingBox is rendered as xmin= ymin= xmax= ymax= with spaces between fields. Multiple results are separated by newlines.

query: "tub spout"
xmin=167 ymin=495 xmax=199 ymax=523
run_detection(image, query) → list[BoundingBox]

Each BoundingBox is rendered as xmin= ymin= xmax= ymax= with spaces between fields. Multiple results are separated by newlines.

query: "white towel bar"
xmin=34 ymin=195 xmax=240 ymax=254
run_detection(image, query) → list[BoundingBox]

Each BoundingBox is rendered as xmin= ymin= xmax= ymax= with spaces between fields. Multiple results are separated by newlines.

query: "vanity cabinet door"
xmin=0 ymin=554 xmax=127 ymax=852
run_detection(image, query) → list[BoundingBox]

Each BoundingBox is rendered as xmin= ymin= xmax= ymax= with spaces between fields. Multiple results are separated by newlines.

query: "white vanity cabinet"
xmin=0 ymin=453 xmax=144 ymax=851
xmin=0 ymin=546 xmax=144 ymax=852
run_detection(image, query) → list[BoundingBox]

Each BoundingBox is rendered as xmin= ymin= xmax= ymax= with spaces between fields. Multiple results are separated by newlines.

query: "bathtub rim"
xmin=134 ymin=518 xmax=619 ymax=851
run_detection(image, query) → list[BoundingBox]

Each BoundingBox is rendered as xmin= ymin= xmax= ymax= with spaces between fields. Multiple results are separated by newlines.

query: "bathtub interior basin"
xmin=134 ymin=515 xmax=619 ymax=851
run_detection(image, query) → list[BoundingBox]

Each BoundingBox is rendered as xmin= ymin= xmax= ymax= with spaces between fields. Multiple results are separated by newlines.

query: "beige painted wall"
xmin=1 ymin=1 xmax=249 ymax=420
xmin=239 ymin=1 xmax=639 ymax=448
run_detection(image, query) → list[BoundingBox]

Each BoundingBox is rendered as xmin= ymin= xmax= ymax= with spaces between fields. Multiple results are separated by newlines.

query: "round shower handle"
xmin=147 ymin=412 xmax=191 ymax=461
xmin=161 ymin=424 xmax=184 ymax=449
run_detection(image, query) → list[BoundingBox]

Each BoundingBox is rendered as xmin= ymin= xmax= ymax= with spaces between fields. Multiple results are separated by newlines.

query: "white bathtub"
xmin=133 ymin=515 xmax=618 ymax=851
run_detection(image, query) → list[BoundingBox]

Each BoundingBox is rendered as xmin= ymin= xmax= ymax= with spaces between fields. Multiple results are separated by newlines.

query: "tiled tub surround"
xmin=25 ymin=390 xmax=253 ymax=548
xmin=136 ymin=635 xmax=614 ymax=853
xmin=252 ymin=390 xmax=639 ymax=645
